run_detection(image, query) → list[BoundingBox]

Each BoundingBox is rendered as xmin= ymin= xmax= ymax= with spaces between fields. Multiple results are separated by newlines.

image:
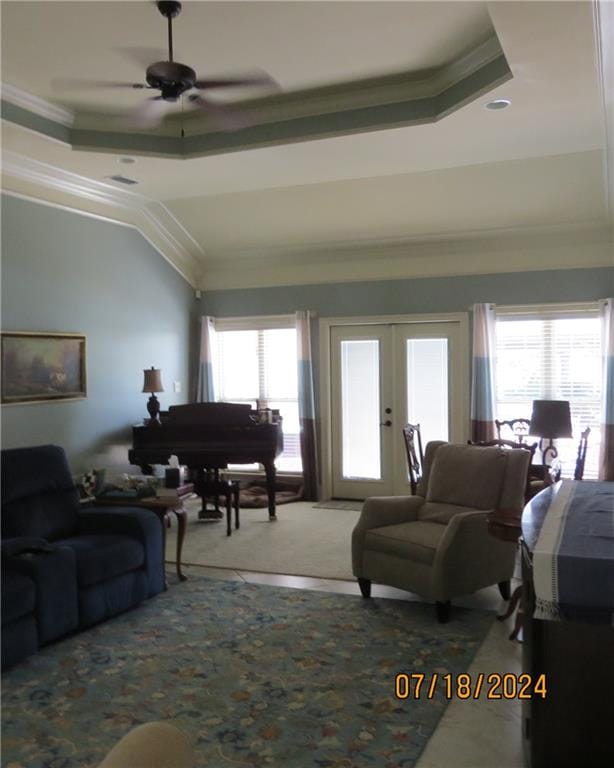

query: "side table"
xmin=93 ymin=492 xmax=193 ymax=585
xmin=487 ymin=509 xmax=523 ymax=640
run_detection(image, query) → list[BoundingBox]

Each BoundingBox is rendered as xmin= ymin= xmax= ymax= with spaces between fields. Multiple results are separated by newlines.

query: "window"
xmin=495 ymin=306 xmax=601 ymax=479
xmin=211 ymin=318 xmax=301 ymax=473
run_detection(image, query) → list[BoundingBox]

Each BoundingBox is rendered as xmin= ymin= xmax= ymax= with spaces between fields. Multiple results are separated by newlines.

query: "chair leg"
xmin=358 ymin=578 xmax=371 ymax=598
xmin=226 ymin=494 xmax=232 ymax=537
xmin=498 ymin=580 xmax=511 ymax=600
xmin=233 ymin=485 xmax=240 ymax=529
xmin=436 ymin=601 xmax=451 ymax=623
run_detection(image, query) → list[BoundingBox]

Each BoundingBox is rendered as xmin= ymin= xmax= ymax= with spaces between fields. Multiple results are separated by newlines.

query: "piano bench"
xmin=198 ymin=479 xmax=240 ymax=536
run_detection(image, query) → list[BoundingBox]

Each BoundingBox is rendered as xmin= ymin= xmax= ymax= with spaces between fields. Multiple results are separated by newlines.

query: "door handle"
xmin=380 ymin=420 xmax=392 ymax=427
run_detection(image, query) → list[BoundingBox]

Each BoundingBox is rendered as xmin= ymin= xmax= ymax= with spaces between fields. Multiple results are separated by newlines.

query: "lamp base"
xmin=540 ymin=438 xmax=558 ymax=467
xmin=146 ymin=393 xmax=161 ymax=426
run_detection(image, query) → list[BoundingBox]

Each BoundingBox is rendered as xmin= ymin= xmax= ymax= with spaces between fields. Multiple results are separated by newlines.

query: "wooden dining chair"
xmin=574 ymin=427 xmax=590 ymax=480
xmin=402 ymin=423 xmax=424 ymax=495
xmin=495 ymin=418 xmax=532 ymax=444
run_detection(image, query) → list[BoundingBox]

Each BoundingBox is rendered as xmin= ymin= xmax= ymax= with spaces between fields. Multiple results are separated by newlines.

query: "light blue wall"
xmin=1 ymin=194 xmax=198 ymax=473
xmin=200 ymin=265 xmax=614 ymax=411
xmin=200 ymin=267 xmax=613 ymax=318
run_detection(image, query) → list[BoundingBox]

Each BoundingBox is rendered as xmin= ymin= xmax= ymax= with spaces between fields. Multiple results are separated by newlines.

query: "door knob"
xmin=380 ymin=420 xmax=392 ymax=427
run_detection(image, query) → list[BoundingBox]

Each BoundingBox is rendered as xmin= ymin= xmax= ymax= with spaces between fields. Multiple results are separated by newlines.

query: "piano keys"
xmin=128 ymin=402 xmax=284 ymax=519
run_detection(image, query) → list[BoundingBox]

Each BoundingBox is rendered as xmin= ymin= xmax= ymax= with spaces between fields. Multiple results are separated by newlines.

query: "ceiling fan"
xmin=58 ymin=1 xmax=279 ymax=129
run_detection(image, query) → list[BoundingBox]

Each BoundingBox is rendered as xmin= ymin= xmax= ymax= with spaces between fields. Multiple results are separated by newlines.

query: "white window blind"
xmin=211 ymin=321 xmax=302 ymax=474
xmin=495 ymin=308 xmax=601 ymax=479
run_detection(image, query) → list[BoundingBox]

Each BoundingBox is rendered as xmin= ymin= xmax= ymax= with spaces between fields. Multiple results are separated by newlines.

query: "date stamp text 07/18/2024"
xmin=394 ymin=673 xmax=547 ymax=700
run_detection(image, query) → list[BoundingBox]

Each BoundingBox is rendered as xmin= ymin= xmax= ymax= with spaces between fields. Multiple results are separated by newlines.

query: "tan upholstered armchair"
xmin=352 ymin=441 xmax=530 ymax=622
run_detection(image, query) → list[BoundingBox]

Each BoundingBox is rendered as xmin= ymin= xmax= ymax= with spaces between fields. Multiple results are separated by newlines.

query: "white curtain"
xmin=470 ymin=303 xmax=497 ymax=442
xmin=599 ymin=298 xmax=614 ymax=480
xmin=196 ymin=316 xmax=216 ymax=402
xmin=296 ymin=311 xmax=319 ymax=500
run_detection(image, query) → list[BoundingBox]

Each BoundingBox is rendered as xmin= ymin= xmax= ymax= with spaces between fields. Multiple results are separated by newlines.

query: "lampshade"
xmin=529 ymin=400 xmax=572 ymax=439
xmin=142 ymin=367 xmax=164 ymax=393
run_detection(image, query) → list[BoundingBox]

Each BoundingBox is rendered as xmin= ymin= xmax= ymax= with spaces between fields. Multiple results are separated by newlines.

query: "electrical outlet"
xmin=173 ymin=381 xmax=181 ymax=393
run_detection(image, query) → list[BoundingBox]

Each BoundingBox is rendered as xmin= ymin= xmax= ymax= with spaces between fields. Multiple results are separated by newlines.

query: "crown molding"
xmin=198 ymin=220 xmax=613 ymax=290
xmin=1 ymin=83 xmax=74 ymax=127
xmin=1 ymin=151 xmax=203 ymax=287
xmin=0 ymin=33 xmax=511 ymax=158
xmin=202 ymin=219 xmax=612 ymax=265
xmin=430 ymin=35 xmax=504 ymax=95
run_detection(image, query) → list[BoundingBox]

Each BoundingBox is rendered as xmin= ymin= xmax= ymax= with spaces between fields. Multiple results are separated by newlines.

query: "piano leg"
xmin=264 ymin=460 xmax=277 ymax=520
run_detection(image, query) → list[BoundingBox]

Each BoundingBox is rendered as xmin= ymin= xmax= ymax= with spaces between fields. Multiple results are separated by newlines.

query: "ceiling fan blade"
xmin=188 ymin=94 xmax=248 ymax=131
xmin=194 ymin=71 xmax=279 ymax=91
xmin=125 ymin=96 xmax=174 ymax=129
xmin=51 ymin=78 xmax=145 ymax=91
xmin=113 ymin=46 xmax=168 ymax=69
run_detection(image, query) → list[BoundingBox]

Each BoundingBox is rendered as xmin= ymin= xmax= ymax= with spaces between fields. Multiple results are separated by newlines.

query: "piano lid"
xmin=165 ymin=402 xmax=254 ymax=427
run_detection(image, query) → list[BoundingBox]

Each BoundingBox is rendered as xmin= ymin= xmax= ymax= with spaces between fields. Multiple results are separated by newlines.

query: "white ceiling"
xmin=2 ymin=1 xmax=495 ymax=109
xmin=1 ymin=1 xmax=612 ymax=289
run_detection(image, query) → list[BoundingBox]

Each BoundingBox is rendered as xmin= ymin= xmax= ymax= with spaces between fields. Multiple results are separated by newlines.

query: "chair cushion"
xmin=426 ymin=444 xmax=506 ymax=510
xmin=365 ymin=521 xmax=446 ymax=565
xmin=418 ymin=501 xmax=470 ymax=525
xmin=1 ymin=568 xmax=36 ymax=624
xmin=55 ymin=535 xmax=145 ymax=587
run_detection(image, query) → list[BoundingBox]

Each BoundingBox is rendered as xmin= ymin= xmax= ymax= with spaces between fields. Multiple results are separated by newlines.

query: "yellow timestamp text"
xmin=394 ymin=672 xmax=547 ymax=700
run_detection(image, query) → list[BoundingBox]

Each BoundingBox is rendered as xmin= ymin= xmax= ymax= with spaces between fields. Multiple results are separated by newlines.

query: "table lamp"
xmin=529 ymin=399 xmax=572 ymax=467
xmin=142 ymin=367 xmax=164 ymax=426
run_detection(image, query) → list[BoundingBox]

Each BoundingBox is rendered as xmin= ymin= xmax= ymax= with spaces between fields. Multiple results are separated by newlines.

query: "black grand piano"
xmin=128 ymin=402 xmax=284 ymax=519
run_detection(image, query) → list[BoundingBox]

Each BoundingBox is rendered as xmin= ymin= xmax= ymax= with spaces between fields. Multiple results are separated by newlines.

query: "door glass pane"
xmin=341 ymin=340 xmax=381 ymax=480
xmin=406 ymin=338 xmax=448 ymax=446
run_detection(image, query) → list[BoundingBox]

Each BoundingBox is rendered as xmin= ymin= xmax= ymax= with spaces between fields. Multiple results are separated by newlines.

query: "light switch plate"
xmin=173 ymin=381 xmax=181 ymax=393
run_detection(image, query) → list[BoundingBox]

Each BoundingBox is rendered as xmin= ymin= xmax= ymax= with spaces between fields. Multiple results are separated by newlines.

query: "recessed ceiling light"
xmin=485 ymin=98 xmax=511 ymax=111
xmin=118 ymin=156 xmax=136 ymax=164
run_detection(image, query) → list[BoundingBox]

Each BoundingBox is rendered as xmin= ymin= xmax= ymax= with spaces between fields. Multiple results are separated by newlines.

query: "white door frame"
xmin=319 ymin=312 xmax=470 ymax=501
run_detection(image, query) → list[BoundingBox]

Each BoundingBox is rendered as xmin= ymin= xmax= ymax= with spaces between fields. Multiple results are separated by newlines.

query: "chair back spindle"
xmin=495 ymin=418 xmax=532 ymax=444
xmin=574 ymin=427 xmax=590 ymax=481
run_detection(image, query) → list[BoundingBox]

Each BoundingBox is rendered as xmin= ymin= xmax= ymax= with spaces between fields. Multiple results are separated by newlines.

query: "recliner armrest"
xmin=1 ymin=537 xmax=56 ymax=559
xmin=78 ymin=506 xmax=159 ymax=542
xmin=432 ymin=509 xmax=516 ymax=599
xmin=435 ymin=509 xmax=490 ymax=555
xmin=77 ymin=507 xmax=164 ymax=597
xmin=355 ymin=495 xmax=425 ymax=532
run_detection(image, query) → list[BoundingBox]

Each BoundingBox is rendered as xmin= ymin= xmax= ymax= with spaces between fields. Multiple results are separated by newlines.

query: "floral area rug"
xmin=2 ymin=574 xmax=494 ymax=768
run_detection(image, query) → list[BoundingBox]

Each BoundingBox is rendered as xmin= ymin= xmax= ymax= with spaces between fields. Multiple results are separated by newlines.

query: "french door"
xmin=330 ymin=320 xmax=466 ymax=499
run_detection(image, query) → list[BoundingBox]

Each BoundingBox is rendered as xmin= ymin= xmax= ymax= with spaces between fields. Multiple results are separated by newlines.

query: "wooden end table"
xmin=487 ymin=508 xmax=523 ymax=640
xmin=93 ymin=490 xmax=193 ymax=585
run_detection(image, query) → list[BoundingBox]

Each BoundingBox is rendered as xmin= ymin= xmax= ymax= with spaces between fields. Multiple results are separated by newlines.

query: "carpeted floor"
xmin=2 ymin=574 xmax=495 ymax=768
xmin=312 ymin=499 xmax=364 ymax=511
xmin=167 ymin=501 xmax=359 ymax=579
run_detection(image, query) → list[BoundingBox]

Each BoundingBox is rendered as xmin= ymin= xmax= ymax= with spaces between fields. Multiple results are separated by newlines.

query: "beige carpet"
xmin=165 ymin=500 xmax=359 ymax=580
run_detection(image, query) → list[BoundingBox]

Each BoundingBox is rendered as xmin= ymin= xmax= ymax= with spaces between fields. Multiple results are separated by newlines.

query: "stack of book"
xmin=155 ymin=483 xmax=194 ymax=499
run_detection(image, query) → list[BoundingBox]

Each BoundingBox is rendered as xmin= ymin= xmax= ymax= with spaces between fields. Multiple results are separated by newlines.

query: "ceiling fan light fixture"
xmin=485 ymin=98 xmax=511 ymax=111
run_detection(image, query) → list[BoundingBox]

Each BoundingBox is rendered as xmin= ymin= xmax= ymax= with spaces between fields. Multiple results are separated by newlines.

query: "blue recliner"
xmin=1 ymin=444 xmax=165 ymax=669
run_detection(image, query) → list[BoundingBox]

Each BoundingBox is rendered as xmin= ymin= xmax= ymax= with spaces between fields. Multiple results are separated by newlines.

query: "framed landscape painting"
xmin=1 ymin=331 xmax=87 ymax=405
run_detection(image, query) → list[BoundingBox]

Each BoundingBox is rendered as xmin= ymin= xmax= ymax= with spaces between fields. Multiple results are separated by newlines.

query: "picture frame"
xmin=1 ymin=331 xmax=87 ymax=405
